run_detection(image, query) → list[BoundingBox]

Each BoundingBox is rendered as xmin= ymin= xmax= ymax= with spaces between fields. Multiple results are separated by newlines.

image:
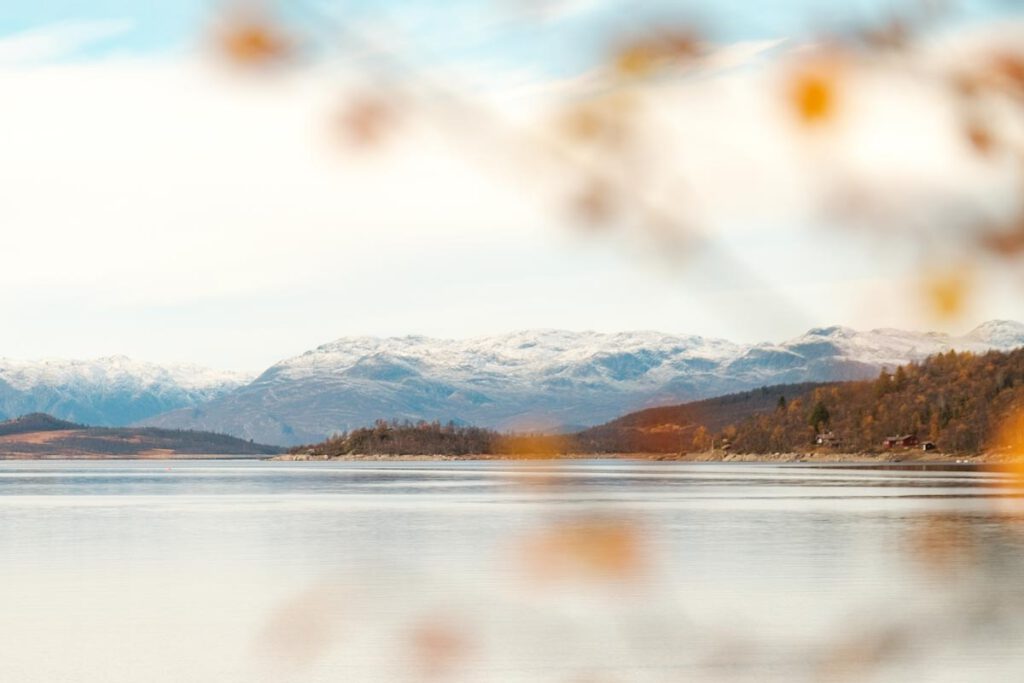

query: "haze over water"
xmin=2 ymin=460 xmax=1024 ymax=682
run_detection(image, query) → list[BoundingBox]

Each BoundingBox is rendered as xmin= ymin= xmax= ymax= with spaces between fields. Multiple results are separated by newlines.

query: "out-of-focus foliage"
xmin=407 ymin=618 xmax=472 ymax=679
xmin=611 ymin=29 xmax=704 ymax=78
xmin=994 ymin=402 xmax=1024 ymax=457
xmin=518 ymin=516 xmax=646 ymax=583
xmin=213 ymin=5 xmax=295 ymax=67
xmin=922 ymin=267 xmax=974 ymax=320
xmin=257 ymin=582 xmax=348 ymax=668
xmin=335 ymin=94 xmax=402 ymax=149
xmin=207 ymin=0 xmax=1024 ymax=325
xmin=789 ymin=60 xmax=841 ymax=124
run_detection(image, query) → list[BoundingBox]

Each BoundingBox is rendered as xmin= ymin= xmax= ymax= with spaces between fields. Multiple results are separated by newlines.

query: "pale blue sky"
xmin=2 ymin=0 xmax=1017 ymax=65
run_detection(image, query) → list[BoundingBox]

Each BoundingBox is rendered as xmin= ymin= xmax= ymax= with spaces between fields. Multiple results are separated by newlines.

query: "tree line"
xmin=291 ymin=419 xmax=496 ymax=456
xmin=725 ymin=348 xmax=1024 ymax=454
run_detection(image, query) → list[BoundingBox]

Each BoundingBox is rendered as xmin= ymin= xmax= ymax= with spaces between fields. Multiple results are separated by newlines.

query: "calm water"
xmin=1 ymin=460 xmax=1023 ymax=682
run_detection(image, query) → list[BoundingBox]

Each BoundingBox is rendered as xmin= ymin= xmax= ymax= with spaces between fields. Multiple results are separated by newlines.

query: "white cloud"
xmin=517 ymin=0 xmax=614 ymax=24
xmin=1 ymin=20 xmax=1023 ymax=370
xmin=0 ymin=20 xmax=134 ymax=66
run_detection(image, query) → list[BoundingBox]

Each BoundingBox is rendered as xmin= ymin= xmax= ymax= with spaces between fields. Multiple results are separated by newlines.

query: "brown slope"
xmin=0 ymin=414 xmax=283 ymax=459
xmin=572 ymin=382 xmax=832 ymax=452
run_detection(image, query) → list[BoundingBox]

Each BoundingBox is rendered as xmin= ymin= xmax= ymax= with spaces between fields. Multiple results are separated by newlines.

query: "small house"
xmin=815 ymin=431 xmax=841 ymax=447
xmin=883 ymin=434 xmax=919 ymax=449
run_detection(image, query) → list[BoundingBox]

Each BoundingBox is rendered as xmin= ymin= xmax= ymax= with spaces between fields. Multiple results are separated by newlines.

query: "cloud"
xmin=0 ymin=20 xmax=135 ymax=66
xmin=0 ymin=57 xmax=559 ymax=293
xmin=518 ymin=0 xmax=614 ymax=24
xmin=0 ymin=19 xmax=1022 ymax=368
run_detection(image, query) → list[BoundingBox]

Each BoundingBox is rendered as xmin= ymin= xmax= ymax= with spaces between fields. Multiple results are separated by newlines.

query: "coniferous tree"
xmin=808 ymin=401 xmax=831 ymax=431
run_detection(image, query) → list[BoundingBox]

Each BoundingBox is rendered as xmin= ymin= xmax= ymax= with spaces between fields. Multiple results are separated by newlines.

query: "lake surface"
xmin=2 ymin=460 xmax=1023 ymax=682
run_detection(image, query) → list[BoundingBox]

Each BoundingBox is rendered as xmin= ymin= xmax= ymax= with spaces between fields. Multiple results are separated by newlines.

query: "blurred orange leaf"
xmin=863 ymin=18 xmax=909 ymax=50
xmin=519 ymin=517 xmax=646 ymax=583
xmin=980 ymin=217 xmax=1024 ymax=256
xmin=256 ymin=583 xmax=345 ymax=666
xmin=791 ymin=71 xmax=836 ymax=124
xmin=788 ymin=58 xmax=844 ymax=125
xmin=921 ymin=267 xmax=972 ymax=319
xmin=493 ymin=433 xmax=570 ymax=459
xmin=562 ymin=106 xmax=613 ymax=143
xmin=613 ymin=30 xmax=701 ymax=78
xmin=571 ymin=178 xmax=617 ymax=228
xmin=964 ymin=120 xmax=996 ymax=156
xmin=558 ymin=93 xmax=635 ymax=149
xmin=337 ymin=96 xmax=400 ymax=149
xmin=990 ymin=52 xmax=1024 ymax=95
xmin=615 ymin=44 xmax=659 ymax=78
xmin=216 ymin=12 xmax=293 ymax=67
xmin=908 ymin=513 xmax=976 ymax=575
xmin=409 ymin=618 xmax=471 ymax=678
xmin=993 ymin=407 xmax=1024 ymax=460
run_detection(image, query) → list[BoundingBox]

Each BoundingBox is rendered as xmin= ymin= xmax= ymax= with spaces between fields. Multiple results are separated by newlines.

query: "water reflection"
xmin=1 ymin=460 xmax=1023 ymax=681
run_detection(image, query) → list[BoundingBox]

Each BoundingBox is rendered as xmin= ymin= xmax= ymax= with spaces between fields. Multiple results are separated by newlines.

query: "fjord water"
xmin=2 ymin=461 xmax=1023 ymax=682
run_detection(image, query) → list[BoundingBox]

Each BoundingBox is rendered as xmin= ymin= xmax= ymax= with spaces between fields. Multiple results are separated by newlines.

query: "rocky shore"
xmin=271 ymin=450 xmax=1024 ymax=464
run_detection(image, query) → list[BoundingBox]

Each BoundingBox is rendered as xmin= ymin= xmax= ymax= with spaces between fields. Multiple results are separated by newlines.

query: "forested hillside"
xmin=572 ymin=383 xmax=827 ymax=452
xmin=727 ymin=349 xmax=1024 ymax=454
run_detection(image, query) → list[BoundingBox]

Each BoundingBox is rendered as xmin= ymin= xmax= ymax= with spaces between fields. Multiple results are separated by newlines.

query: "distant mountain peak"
xmin=0 ymin=357 xmax=250 ymax=427
xmin=965 ymin=319 xmax=1024 ymax=345
xmin=803 ymin=325 xmax=857 ymax=338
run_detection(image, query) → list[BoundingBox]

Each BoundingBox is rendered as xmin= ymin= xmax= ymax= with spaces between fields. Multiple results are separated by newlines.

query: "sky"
xmin=2 ymin=0 xmax=1024 ymax=372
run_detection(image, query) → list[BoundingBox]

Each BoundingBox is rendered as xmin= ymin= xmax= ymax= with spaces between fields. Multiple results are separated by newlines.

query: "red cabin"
xmin=882 ymin=434 xmax=919 ymax=449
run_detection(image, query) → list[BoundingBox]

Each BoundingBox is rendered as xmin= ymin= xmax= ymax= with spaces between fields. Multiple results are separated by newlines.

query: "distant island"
xmin=0 ymin=413 xmax=283 ymax=459
xmin=282 ymin=347 xmax=1024 ymax=463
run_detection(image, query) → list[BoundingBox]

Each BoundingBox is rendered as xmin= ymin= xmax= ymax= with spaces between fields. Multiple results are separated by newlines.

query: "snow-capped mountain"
xmin=0 ymin=356 xmax=250 ymax=426
xmin=140 ymin=321 xmax=1024 ymax=446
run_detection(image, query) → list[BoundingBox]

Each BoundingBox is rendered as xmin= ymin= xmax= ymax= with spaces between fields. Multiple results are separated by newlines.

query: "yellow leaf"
xmin=215 ymin=11 xmax=292 ymax=67
xmin=921 ymin=268 xmax=972 ymax=319
xmin=791 ymin=70 xmax=836 ymax=124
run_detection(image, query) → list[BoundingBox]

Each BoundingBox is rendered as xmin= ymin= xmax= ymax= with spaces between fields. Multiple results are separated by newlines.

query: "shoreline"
xmin=271 ymin=451 xmax=1024 ymax=464
xmin=1 ymin=451 xmax=1020 ymax=464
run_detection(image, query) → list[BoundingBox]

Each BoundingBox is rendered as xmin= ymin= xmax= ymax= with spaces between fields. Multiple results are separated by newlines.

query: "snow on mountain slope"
xmin=140 ymin=321 xmax=1024 ymax=447
xmin=0 ymin=356 xmax=250 ymax=426
xmin=963 ymin=320 xmax=1024 ymax=348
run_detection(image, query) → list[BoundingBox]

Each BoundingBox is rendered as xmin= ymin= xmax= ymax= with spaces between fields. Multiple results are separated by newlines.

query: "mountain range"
xmin=0 ymin=356 xmax=249 ymax=426
xmin=3 ymin=322 xmax=1022 ymax=447
xmin=136 ymin=320 xmax=1024 ymax=446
